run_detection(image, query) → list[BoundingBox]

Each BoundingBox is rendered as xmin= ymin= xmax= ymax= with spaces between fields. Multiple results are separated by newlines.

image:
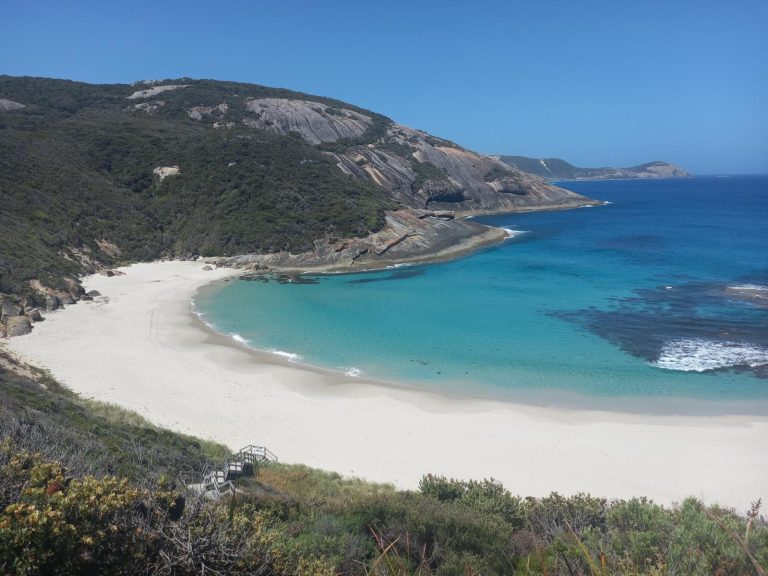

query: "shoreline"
xmin=5 ymin=260 xmax=768 ymax=509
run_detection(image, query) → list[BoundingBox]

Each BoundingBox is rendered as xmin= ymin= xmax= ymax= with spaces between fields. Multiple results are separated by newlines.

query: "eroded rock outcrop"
xmin=222 ymin=209 xmax=508 ymax=273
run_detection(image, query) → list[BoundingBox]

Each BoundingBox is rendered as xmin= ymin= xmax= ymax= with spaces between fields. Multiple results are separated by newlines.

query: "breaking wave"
xmin=230 ymin=333 xmax=249 ymax=345
xmin=652 ymin=339 xmax=768 ymax=372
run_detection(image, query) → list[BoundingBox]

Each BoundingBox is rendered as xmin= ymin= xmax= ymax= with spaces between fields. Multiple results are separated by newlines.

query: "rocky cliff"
xmin=498 ymin=156 xmax=691 ymax=181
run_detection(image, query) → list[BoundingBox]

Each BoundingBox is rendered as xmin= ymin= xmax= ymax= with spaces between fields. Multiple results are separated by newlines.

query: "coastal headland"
xmin=6 ymin=260 xmax=767 ymax=510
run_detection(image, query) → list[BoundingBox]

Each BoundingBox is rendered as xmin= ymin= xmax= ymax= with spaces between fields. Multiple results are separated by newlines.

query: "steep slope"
xmin=0 ymin=76 xmax=593 ymax=300
xmin=499 ymin=155 xmax=691 ymax=180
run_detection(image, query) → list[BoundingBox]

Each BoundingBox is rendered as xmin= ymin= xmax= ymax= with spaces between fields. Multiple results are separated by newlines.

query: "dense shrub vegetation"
xmin=1 ymin=352 xmax=765 ymax=575
xmin=0 ymin=76 xmax=395 ymax=296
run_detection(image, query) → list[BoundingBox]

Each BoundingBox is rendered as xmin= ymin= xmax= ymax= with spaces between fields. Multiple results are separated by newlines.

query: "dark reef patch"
xmin=555 ymin=274 xmax=768 ymax=378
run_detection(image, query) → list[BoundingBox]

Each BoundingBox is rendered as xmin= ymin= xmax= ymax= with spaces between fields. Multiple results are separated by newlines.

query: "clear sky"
xmin=2 ymin=0 xmax=766 ymax=174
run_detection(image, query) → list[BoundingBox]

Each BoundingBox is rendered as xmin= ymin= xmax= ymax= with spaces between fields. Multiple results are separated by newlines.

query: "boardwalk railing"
xmin=185 ymin=444 xmax=277 ymax=500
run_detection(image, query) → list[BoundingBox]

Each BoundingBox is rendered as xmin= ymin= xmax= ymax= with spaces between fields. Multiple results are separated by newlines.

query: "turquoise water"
xmin=195 ymin=176 xmax=768 ymax=410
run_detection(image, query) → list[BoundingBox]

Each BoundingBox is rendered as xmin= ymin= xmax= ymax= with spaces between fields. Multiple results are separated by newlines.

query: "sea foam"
xmin=652 ymin=339 xmax=768 ymax=372
xmin=270 ymin=349 xmax=303 ymax=361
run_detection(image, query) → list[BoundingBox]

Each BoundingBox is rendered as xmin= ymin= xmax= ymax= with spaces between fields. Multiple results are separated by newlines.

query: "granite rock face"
xmin=242 ymin=98 xmax=373 ymax=145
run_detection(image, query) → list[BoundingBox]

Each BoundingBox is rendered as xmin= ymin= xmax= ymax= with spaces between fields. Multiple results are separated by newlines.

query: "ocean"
xmin=194 ymin=176 xmax=768 ymax=413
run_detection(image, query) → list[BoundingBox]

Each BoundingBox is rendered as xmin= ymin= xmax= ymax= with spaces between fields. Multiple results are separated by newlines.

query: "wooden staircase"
xmin=186 ymin=444 xmax=278 ymax=500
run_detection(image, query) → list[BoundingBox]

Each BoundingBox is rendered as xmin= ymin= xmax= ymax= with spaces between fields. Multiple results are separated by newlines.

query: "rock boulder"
xmin=1 ymin=300 xmax=22 ymax=321
xmin=6 ymin=316 xmax=32 ymax=336
xmin=45 ymin=295 xmax=62 ymax=310
xmin=64 ymin=278 xmax=85 ymax=295
xmin=27 ymin=308 xmax=44 ymax=322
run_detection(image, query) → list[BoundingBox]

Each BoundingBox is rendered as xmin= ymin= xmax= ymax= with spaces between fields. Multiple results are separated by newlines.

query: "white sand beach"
xmin=5 ymin=261 xmax=767 ymax=509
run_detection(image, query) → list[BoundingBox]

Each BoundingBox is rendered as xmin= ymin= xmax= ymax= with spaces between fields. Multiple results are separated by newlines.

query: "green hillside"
xmin=0 ymin=76 xmax=394 ymax=295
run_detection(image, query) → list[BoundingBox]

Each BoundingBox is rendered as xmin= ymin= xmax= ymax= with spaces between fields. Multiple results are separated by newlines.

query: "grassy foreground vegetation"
xmin=1 ymin=350 xmax=766 ymax=575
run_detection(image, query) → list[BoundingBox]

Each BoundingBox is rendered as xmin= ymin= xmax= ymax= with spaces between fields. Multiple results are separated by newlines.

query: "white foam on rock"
xmin=652 ymin=339 xmax=768 ymax=372
xmin=501 ymin=227 xmax=527 ymax=239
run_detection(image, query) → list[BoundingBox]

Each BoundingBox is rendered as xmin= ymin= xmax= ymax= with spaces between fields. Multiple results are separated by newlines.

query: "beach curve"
xmin=5 ymin=260 xmax=767 ymax=510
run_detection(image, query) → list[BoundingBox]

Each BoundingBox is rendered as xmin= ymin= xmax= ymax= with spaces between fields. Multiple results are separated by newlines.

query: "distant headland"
xmin=496 ymin=156 xmax=691 ymax=181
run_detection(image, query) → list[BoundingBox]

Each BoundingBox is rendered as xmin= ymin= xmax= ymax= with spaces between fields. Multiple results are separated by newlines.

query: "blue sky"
xmin=2 ymin=0 xmax=766 ymax=174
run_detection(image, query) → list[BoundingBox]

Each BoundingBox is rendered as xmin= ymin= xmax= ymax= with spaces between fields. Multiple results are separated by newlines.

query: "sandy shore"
xmin=6 ymin=261 xmax=767 ymax=509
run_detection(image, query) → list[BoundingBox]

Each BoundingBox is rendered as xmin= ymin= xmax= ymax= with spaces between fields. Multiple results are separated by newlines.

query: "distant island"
xmin=496 ymin=156 xmax=691 ymax=181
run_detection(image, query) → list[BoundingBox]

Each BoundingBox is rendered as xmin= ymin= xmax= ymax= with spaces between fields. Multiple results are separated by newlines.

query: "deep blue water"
xmin=195 ymin=176 xmax=768 ymax=411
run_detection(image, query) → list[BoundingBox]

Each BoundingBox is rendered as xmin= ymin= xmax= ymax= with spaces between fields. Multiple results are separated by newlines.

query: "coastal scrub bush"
xmin=419 ymin=474 xmax=525 ymax=527
xmin=666 ymin=498 xmax=765 ymax=576
xmin=605 ymin=497 xmax=673 ymax=571
xmin=0 ymin=445 xmax=292 ymax=576
xmin=0 ymin=448 xmax=147 ymax=574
